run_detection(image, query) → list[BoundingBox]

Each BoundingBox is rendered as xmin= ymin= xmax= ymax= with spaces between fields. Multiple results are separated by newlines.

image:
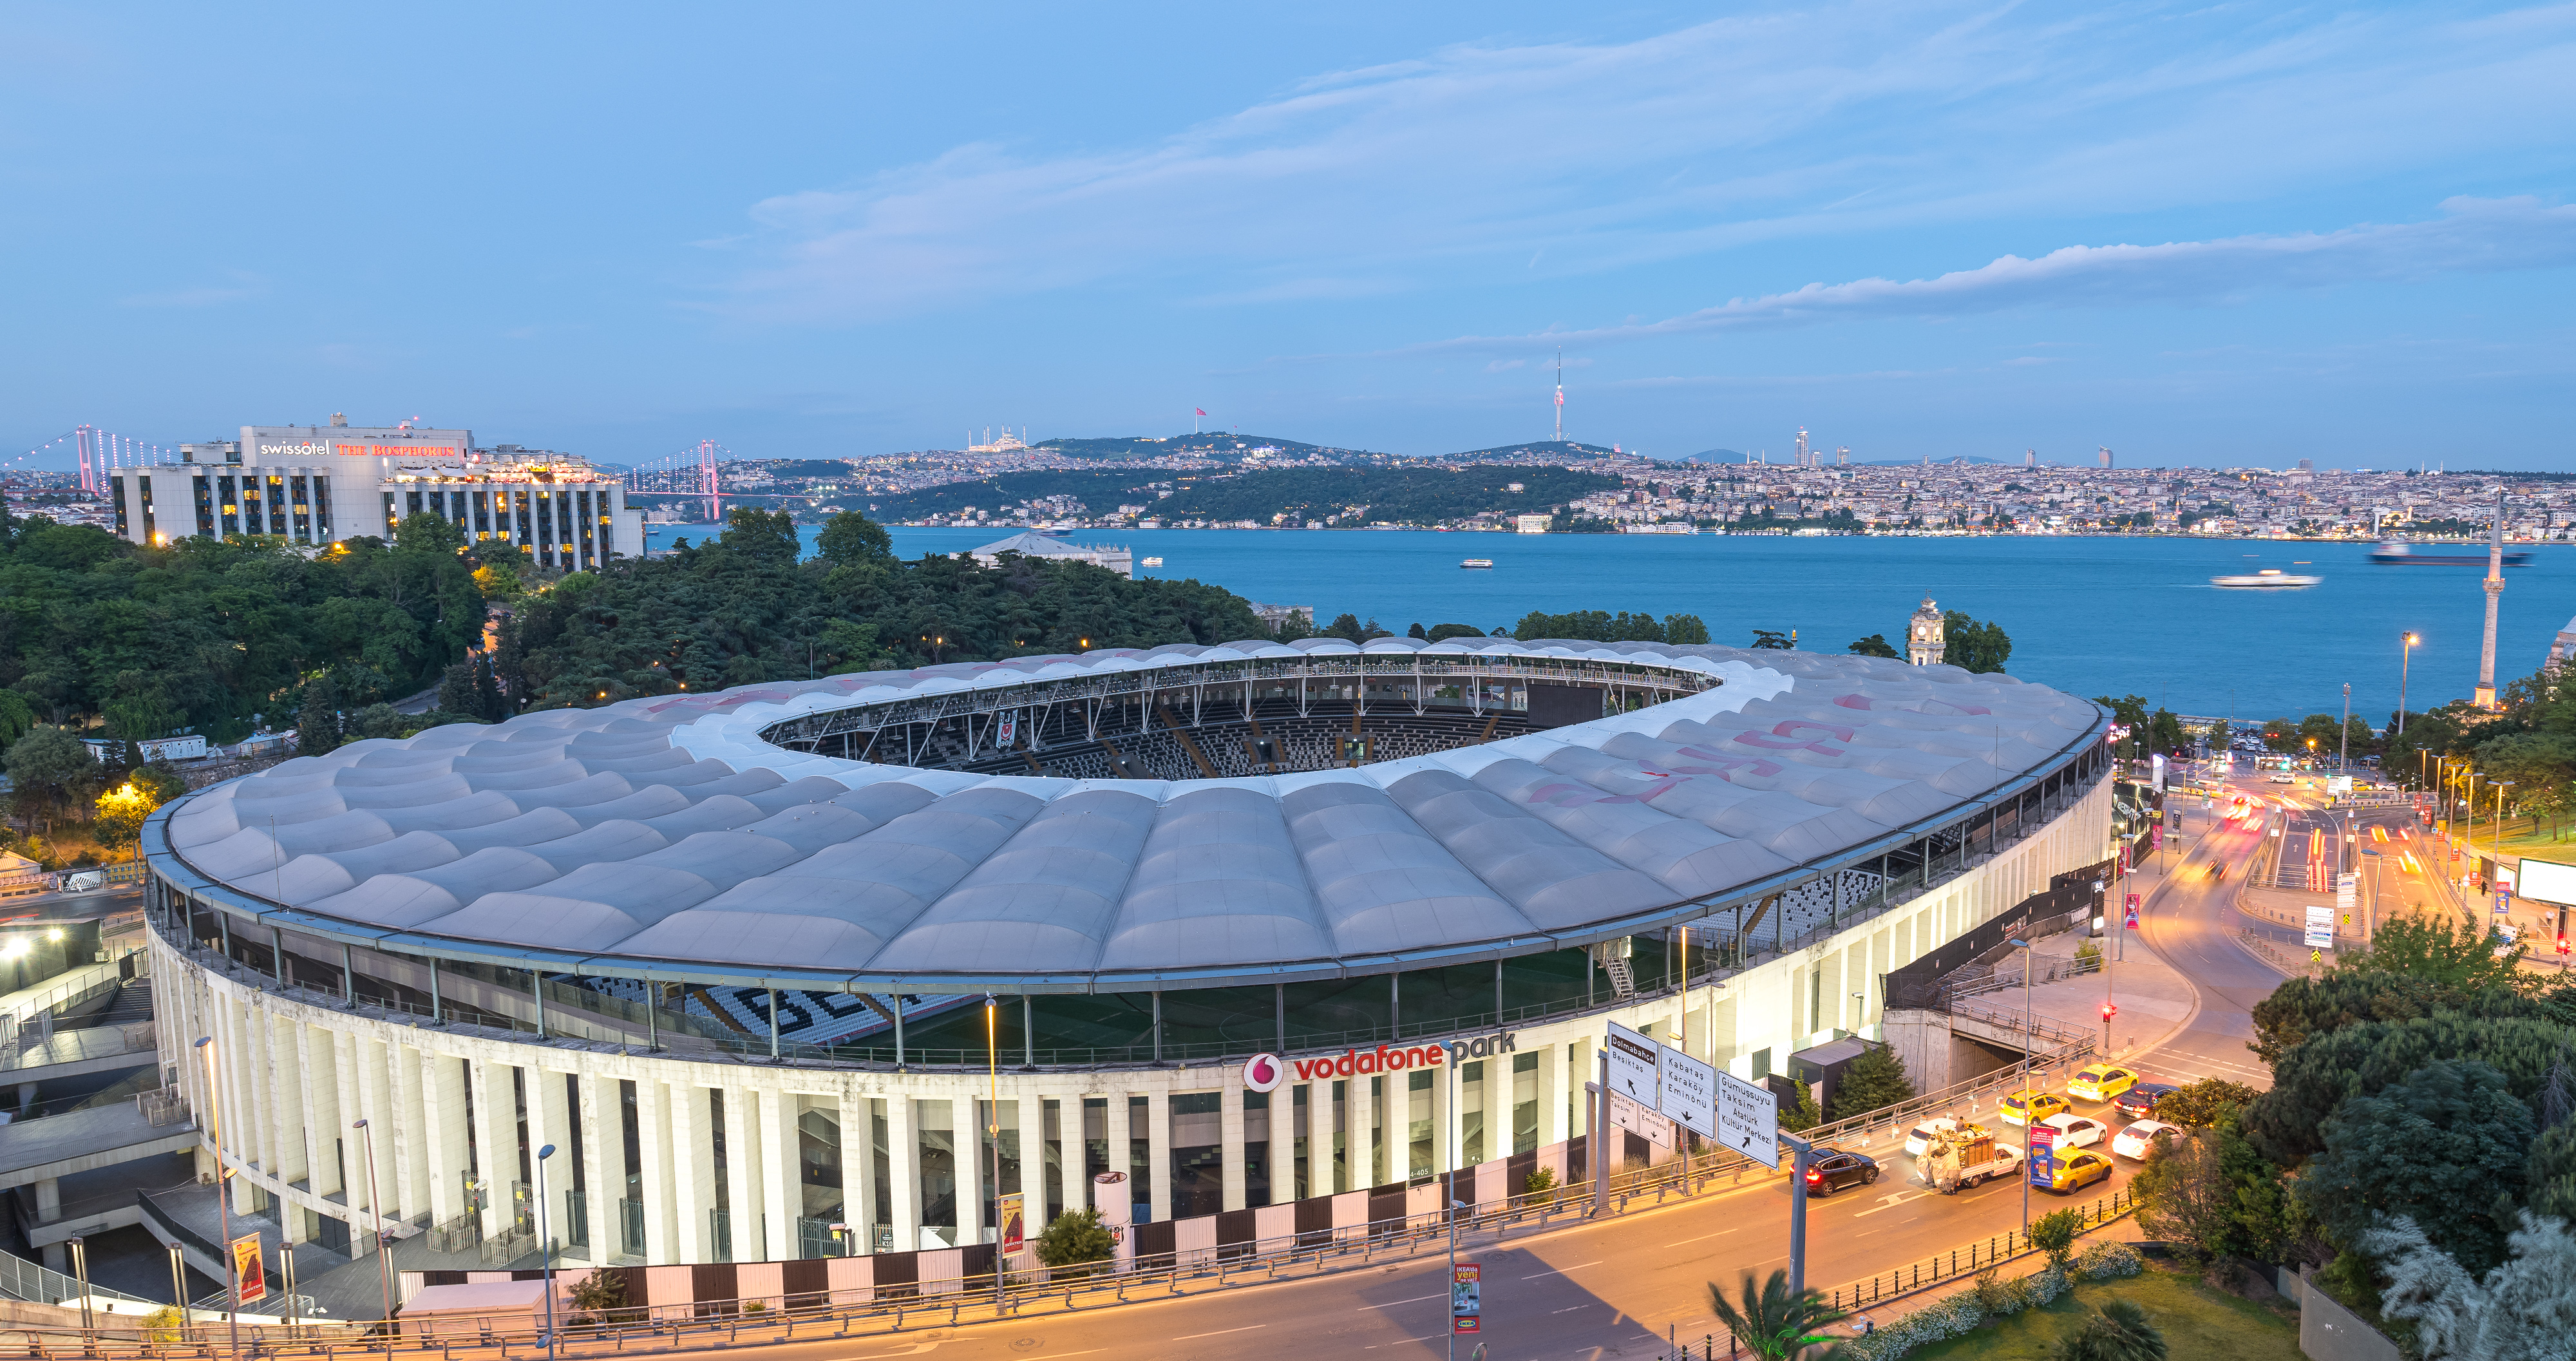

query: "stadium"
xmin=140 ymin=635 xmax=2112 ymax=1293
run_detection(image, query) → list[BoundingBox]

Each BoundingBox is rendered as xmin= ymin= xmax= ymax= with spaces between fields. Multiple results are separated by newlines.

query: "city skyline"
xmin=4 ymin=3 xmax=2572 ymax=468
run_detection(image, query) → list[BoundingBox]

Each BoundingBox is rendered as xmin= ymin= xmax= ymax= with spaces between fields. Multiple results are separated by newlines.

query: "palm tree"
xmin=2053 ymin=1299 xmax=2166 ymax=1361
xmin=1706 ymin=1270 xmax=1850 ymax=1360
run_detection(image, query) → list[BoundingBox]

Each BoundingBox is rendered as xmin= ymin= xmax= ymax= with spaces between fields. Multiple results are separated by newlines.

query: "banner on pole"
xmin=1452 ymin=1262 xmax=1482 ymax=1334
xmin=2027 ymin=1125 xmax=2058 ymax=1188
xmin=2123 ymin=894 xmax=2140 ymax=930
xmin=999 ymin=1193 xmax=1025 ymax=1255
xmin=232 ymin=1232 xmax=267 ymax=1304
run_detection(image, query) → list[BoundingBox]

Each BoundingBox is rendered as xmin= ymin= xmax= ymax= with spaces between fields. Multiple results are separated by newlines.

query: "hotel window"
xmin=217 ymin=475 xmax=240 ymax=537
xmin=194 ymin=476 xmax=214 ymax=538
xmin=140 ymin=476 xmax=159 ymax=544
xmin=313 ymin=478 xmax=332 ymax=542
xmin=112 ymin=477 xmax=128 ymax=538
xmin=290 ymin=475 xmax=311 ymax=541
xmin=266 ymin=475 xmax=286 ymax=536
xmin=515 ymin=488 xmax=534 ymax=546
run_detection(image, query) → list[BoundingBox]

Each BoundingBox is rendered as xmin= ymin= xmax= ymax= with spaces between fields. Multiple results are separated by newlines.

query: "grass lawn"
xmin=1901 ymin=1268 xmax=2300 ymax=1360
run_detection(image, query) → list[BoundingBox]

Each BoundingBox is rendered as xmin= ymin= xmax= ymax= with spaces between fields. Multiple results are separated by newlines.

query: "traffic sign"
xmin=2304 ymin=906 xmax=2334 ymax=949
xmin=1716 ymin=1070 xmax=1781 ymax=1170
xmin=1609 ymin=1090 xmax=1675 ymax=1149
xmin=1657 ymin=1042 xmax=1718 ymax=1139
xmin=1605 ymin=1022 xmax=1659 ymax=1107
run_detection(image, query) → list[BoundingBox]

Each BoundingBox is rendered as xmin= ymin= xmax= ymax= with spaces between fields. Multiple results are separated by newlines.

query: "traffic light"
xmin=2559 ymin=936 xmax=2570 ymax=957
xmin=2101 ymin=1002 xmax=2117 ymax=1022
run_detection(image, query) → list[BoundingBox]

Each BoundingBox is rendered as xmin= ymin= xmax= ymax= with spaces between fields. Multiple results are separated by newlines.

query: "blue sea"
xmin=641 ymin=523 xmax=2573 ymax=724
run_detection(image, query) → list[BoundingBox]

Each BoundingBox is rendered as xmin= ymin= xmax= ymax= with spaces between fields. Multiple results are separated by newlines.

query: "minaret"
xmin=2477 ymin=486 xmax=2506 ymax=709
xmin=1908 ymin=597 xmax=1946 ymax=666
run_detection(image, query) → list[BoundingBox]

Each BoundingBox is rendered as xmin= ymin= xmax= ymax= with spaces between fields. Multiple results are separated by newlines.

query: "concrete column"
xmin=421 ymin=1052 xmax=468 ymax=1228
xmin=1057 ymin=1092 xmax=1088 ymax=1223
xmin=1014 ymin=1090 xmax=1045 ymax=1233
xmin=332 ymin=1031 xmax=363 ymax=1213
xmin=220 ymin=1000 xmax=259 ymax=1181
xmin=352 ymin=1036 xmax=392 ymax=1250
xmin=1267 ymin=1085 xmax=1294 ymax=1204
xmin=1348 ymin=1071 xmax=1375 ymax=1190
xmin=847 ymin=1092 xmax=880 ymax=1253
xmin=1144 ymin=1090 xmax=1170 ymax=1221
xmin=636 ymin=1079 xmax=677 ymax=1263
xmin=392 ymin=1043 xmax=431 ymax=1224
xmin=757 ymin=1088 xmax=793 ymax=1262
xmin=668 ymin=1083 xmax=715 ymax=1261
xmin=1219 ymin=1081 xmax=1246 ymax=1212
xmin=721 ymin=1084 xmax=759 ymax=1259
xmin=527 ymin=1066 xmax=573 ymax=1251
xmin=34 ymin=1177 xmax=59 ymax=1223
xmin=887 ymin=1094 xmax=919 ymax=1252
xmin=574 ymin=1073 xmax=614 ymax=1262
xmin=1432 ymin=1057 xmax=1455 ymax=1174
xmin=1100 ymin=1093 xmax=1130 ymax=1211
xmin=952 ymin=1094 xmax=983 ymax=1244
xmin=296 ymin=1023 xmax=339 ymax=1197
xmin=467 ymin=1058 xmax=507 ymax=1239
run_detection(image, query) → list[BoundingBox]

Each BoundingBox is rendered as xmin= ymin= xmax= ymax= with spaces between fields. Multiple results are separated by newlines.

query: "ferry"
xmin=2210 ymin=568 xmax=2320 ymax=589
xmin=1460 ymin=558 xmax=1495 ymax=569
xmin=1141 ymin=556 xmax=1164 ymax=567
xmin=2370 ymin=540 xmax=2531 ymax=567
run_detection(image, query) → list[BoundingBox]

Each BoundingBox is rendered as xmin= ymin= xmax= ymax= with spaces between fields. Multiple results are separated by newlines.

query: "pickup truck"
xmin=1914 ymin=1125 xmax=2025 ymax=1193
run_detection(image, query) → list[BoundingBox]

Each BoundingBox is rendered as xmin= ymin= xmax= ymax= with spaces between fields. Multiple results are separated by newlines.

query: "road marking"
xmin=1363 ymin=1336 xmax=1444 ymax=1348
xmin=1172 ymin=1325 xmax=1267 ymax=1340
xmin=1355 ymin=1293 xmax=1446 ymax=1310
xmin=1524 ymin=1261 xmax=1603 ymax=1278
xmin=1670 ymin=1229 xmax=1741 ymax=1244
xmin=1553 ymin=1304 xmax=1594 ymax=1313
xmin=1853 ymin=1190 xmax=1933 ymax=1218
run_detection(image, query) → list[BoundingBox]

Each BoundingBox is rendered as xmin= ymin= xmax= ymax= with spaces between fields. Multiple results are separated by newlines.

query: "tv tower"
xmin=1553 ymin=350 xmax=1564 ymax=443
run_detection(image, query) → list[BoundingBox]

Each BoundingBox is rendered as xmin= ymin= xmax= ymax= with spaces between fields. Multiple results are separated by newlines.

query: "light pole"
xmin=70 ymin=1235 xmax=92 ymax=1342
xmin=352 ymin=1118 xmax=393 ymax=1324
xmin=2340 ymin=683 xmax=2351 ymax=776
xmin=193 ymin=1036 xmax=240 ymax=1361
xmin=2011 ymin=935 xmax=2036 ymax=1236
xmin=536 ymin=1143 xmax=558 ymax=1361
xmin=168 ymin=1242 xmax=189 ymax=1342
xmin=2400 ymin=633 xmax=2418 ymax=736
xmin=984 ymin=995 xmax=1004 ymax=1311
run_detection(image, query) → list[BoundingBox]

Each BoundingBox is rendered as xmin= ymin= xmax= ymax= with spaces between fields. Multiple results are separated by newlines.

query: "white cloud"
xmin=714 ymin=3 xmax=2576 ymax=325
xmin=1406 ymin=197 xmax=2576 ymax=352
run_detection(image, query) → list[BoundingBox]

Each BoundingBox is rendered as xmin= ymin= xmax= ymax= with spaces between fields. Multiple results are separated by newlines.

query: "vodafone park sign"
xmin=1242 ymin=1029 xmax=1519 ymax=1091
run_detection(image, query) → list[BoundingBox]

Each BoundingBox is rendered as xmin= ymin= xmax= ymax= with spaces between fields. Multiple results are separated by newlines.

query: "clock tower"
xmin=1908 ymin=597 xmax=1946 ymax=667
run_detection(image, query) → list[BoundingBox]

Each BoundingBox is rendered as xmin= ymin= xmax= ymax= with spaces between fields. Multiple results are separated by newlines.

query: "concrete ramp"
xmin=0 ymin=1103 xmax=196 ymax=1190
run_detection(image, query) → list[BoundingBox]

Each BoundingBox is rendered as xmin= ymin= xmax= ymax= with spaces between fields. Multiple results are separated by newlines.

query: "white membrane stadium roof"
xmin=160 ymin=638 xmax=2105 ymax=987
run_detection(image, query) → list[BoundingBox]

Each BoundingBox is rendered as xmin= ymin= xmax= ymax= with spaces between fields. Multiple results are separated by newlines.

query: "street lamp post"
xmin=352 ymin=1118 xmax=393 ymax=1325
xmin=2400 ymin=633 xmax=2419 ymax=736
xmin=985 ymin=995 xmax=1005 ymax=1312
xmin=2340 ymin=683 xmax=2351 ymax=775
xmin=193 ymin=1036 xmax=240 ymax=1361
xmin=2012 ymin=935 xmax=2036 ymax=1235
xmin=536 ymin=1143 xmax=558 ymax=1361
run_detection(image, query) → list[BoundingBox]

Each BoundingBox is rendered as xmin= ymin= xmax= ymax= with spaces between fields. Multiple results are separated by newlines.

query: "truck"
xmin=1915 ymin=1124 xmax=2024 ymax=1193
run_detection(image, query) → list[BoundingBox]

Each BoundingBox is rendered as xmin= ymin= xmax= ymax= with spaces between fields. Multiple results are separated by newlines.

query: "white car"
xmin=2037 ymin=1113 xmax=2109 ymax=1150
xmin=2266 ymin=774 xmax=2293 ymax=785
xmin=2112 ymin=1119 xmax=2184 ymax=1161
xmin=1905 ymin=1118 xmax=1961 ymax=1159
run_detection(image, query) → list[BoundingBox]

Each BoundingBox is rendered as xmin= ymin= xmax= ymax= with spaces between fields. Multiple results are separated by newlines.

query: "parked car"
xmin=2038 ymin=1113 xmax=2111 ymax=1149
xmin=2042 ymin=1149 xmax=2116 ymax=1194
xmin=2113 ymin=1083 xmax=2182 ymax=1121
xmin=2112 ymin=1120 xmax=2184 ymax=1161
xmin=1905 ymin=1118 xmax=1961 ymax=1159
xmin=1803 ymin=1149 xmax=1880 ymax=1197
xmin=1997 ymin=1090 xmax=2070 ymax=1126
xmin=2066 ymin=1065 xmax=2137 ymax=1102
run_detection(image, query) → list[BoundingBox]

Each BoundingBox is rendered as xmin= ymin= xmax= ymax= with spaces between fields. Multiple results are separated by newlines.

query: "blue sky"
xmin=5 ymin=2 xmax=2572 ymax=468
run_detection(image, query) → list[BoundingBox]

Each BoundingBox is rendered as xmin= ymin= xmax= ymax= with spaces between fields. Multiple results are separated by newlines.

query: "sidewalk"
xmin=1977 ymin=850 xmax=2199 ymax=1064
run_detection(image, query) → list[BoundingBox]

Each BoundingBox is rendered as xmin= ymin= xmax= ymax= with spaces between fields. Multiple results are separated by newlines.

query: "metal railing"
xmin=0 ymin=1248 xmax=153 ymax=1307
xmin=1823 ymin=1186 xmax=2136 ymax=1312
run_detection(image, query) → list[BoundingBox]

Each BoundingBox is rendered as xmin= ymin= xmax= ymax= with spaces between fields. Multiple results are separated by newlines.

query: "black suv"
xmin=2114 ymin=1083 xmax=2181 ymax=1121
xmin=1804 ymin=1148 xmax=1880 ymax=1196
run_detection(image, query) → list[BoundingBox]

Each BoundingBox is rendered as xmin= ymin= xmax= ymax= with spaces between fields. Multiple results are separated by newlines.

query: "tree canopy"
xmin=1941 ymin=610 xmax=2012 ymax=673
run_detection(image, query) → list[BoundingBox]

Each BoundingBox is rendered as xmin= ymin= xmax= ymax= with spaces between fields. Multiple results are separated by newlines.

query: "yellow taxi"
xmin=2042 ymin=1149 xmax=2116 ymax=1194
xmin=1997 ymin=1090 xmax=2069 ymax=1126
xmin=2066 ymin=1065 xmax=2138 ymax=1103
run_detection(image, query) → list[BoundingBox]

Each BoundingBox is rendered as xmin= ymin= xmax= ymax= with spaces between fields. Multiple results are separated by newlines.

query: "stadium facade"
xmin=107 ymin=417 xmax=641 ymax=571
xmin=142 ymin=637 xmax=2110 ymax=1280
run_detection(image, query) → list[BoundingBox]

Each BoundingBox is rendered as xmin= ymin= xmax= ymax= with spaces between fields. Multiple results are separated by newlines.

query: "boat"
xmin=2210 ymin=568 xmax=2320 ymax=589
xmin=1460 ymin=558 xmax=1495 ymax=569
xmin=1141 ymin=556 xmax=1163 ymax=567
xmin=2371 ymin=540 xmax=2532 ymax=566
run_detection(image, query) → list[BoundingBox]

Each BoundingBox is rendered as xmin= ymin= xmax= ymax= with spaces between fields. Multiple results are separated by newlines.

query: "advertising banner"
xmin=2523 ymin=858 xmax=2576 ymax=907
xmin=999 ymin=1193 xmax=1025 ymax=1255
xmin=2123 ymin=894 xmax=2140 ymax=930
xmin=1452 ymin=1262 xmax=1482 ymax=1335
xmin=232 ymin=1233 xmax=266 ymax=1304
xmin=2027 ymin=1126 xmax=2057 ymax=1187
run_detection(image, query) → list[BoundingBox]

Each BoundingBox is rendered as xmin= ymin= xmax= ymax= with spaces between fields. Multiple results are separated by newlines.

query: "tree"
xmin=437 ymin=659 xmax=481 ymax=718
xmin=2300 ymin=1060 xmax=2535 ymax=1272
xmin=0 ymin=690 xmax=32 ymax=750
xmin=813 ymin=510 xmax=893 ymax=569
xmin=1705 ymin=1269 xmax=1850 ymax=1360
xmin=2367 ymin=1212 xmax=2576 ymax=1361
xmin=1827 ymin=1043 xmax=1916 ymax=1121
xmin=1033 ymin=1208 xmax=1114 ymax=1274
xmin=1942 ymin=611 xmax=2011 ymax=673
xmin=1425 ymin=623 xmax=1486 ymax=643
xmin=2250 ymin=970 xmax=2455 ymax=1065
xmin=1663 ymin=613 xmax=1710 ymax=645
xmin=1749 ymin=629 xmax=1794 ymax=651
xmin=565 ymin=1268 xmax=632 ymax=1324
xmin=3 ymin=726 xmax=95 ymax=831
xmin=1779 ymin=1082 xmax=1823 ymax=1133
xmin=1325 ymin=613 xmax=1368 ymax=642
xmin=2052 ymin=1299 xmax=2166 ymax=1361
xmin=2132 ymin=1112 xmax=2295 ymax=1264
xmin=1847 ymin=634 xmax=1899 ymax=659
xmin=296 ymin=672 xmax=344 ymax=757
xmin=2029 ymin=1206 xmax=2085 ymax=1272
xmin=2351 ymin=916 xmax=2529 ymax=992
xmin=1406 ymin=622 xmax=1428 ymax=639
xmin=2148 ymin=1078 xmax=2263 ymax=1129
xmin=93 ymin=779 xmax=161 ymax=850
xmin=2244 ymin=1011 xmax=2567 ymax=1166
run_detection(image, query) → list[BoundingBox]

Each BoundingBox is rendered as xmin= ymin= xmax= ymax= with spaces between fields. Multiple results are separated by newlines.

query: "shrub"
xmin=1848 ymin=1289 xmax=1985 ymax=1359
xmin=1524 ymin=1166 xmax=1558 ymax=1203
xmin=2031 ymin=1208 xmax=2086 ymax=1273
xmin=1034 ymin=1208 xmax=1115 ymax=1275
xmin=2076 ymin=1240 xmax=2143 ymax=1280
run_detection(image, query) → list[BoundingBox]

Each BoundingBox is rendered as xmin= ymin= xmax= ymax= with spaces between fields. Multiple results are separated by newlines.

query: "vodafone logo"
xmin=1243 ymin=1052 xmax=1285 ymax=1093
